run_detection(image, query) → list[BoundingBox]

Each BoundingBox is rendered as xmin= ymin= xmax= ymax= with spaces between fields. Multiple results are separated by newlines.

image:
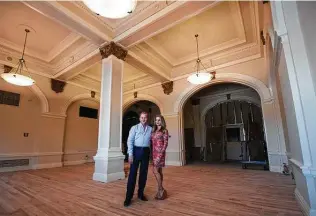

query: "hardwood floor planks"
xmin=0 ymin=163 xmax=302 ymax=216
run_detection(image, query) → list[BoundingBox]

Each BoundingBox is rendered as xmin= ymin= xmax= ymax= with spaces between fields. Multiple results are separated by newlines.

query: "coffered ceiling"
xmin=0 ymin=1 xmax=267 ymax=94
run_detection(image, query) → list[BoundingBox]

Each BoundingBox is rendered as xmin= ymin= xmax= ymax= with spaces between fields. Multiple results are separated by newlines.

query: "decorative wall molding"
xmin=29 ymin=84 xmax=49 ymax=113
xmin=123 ymin=93 xmax=164 ymax=113
xmin=41 ymin=112 xmax=67 ymax=119
xmin=174 ymin=73 xmax=272 ymax=113
xmin=32 ymin=162 xmax=63 ymax=170
xmin=62 ymin=93 xmax=100 ymax=115
xmin=0 ymin=152 xmax=63 ymax=158
xmin=99 ymin=42 xmax=128 ymax=60
xmin=63 ymin=150 xmax=96 ymax=155
xmin=63 ymin=159 xmax=94 ymax=166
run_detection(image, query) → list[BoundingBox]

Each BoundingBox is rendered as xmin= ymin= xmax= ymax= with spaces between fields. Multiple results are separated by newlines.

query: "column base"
xmin=93 ymin=152 xmax=125 ymax=183
xmin=93 ymin=171 xmax=125 ymax=183
xmin=268 ymin=151 xmax=288 ymax=173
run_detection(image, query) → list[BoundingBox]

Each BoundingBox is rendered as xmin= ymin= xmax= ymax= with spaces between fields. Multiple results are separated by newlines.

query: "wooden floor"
xmin=0 ymin=163 xmax=302 ymax=216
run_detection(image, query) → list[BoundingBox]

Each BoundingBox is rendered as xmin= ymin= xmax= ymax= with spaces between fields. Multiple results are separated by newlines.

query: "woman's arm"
xmin=162 ymin=130 xmax=169 ymax=152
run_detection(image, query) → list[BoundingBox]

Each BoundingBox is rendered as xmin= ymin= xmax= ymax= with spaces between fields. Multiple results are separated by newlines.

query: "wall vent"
xmin=0 ymin=90 xmax=20 ymax=106
xmin=0 ymin=159 xmax=29 ymax=168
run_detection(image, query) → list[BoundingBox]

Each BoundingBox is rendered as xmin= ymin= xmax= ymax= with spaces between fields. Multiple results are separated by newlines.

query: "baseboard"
xmin=32 ymin=162 xmax=63 ymax=170
xmin=295 ymin=188 xmax=311 ymax=216
xmin=63 ymin=159 xmax=94 ymax=166
xmin=0 ymin=165 xmax=32 ymax=173
xmin=166 ymin=161 xmax=182 ymax=166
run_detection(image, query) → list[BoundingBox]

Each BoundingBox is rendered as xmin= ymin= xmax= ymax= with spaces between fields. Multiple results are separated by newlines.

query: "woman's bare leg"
xmin=153 ymin=167 xmax=163 ymax=197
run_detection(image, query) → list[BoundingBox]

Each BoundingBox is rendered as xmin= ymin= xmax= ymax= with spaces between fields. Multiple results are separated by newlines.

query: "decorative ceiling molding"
xmin=22 ymin=1 xmax=108 ymax=44
xmin=99 ymin=41 xmax=128 ymax=60
xmin=114 ymin=1 xmax=175 ymax=36
xmin=123 ymin=75 xmax=158 ymax=92
xmin=53 ymin=42 xmax=99 ymax=74
xmin=47 ymin=33 xmax=82 ymax=62
xmin=116 ymin=1 xmax=217 ymax=47
xmin=127 ymin=48 xmax=171 ymax=81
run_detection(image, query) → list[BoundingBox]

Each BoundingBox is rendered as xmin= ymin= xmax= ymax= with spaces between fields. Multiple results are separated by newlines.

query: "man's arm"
xmin=127 ymin=126 xmax=136 ymax=157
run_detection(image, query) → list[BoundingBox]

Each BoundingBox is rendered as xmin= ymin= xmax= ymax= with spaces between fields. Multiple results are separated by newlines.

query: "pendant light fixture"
xmin=1 ymin=29 xmax=35 ymax=87
xmin=187 ymin=34 xmax=215 ymax=85
xmin=82 ymin=0 xmax=137 ymax=19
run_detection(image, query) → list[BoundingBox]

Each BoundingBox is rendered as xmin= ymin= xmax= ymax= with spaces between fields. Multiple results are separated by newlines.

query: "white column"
xmin=271 ymin=1 xmax=316 ymax=215
xmin=261 ymin=100 xmax=288 ymax=172
xmin=93 ymin=55 xmax=125 ymax=183
xmin=163 ymin=113 xmax=183 ymax=166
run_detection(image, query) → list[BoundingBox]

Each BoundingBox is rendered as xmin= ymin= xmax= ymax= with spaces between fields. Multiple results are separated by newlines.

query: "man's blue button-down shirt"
xmin=127 ymin=123 xmax=152 ymax=157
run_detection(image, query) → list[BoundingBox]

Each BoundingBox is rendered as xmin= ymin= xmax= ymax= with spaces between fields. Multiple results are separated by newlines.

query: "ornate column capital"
xmin=99 ymin=41 xmax=128 ymax=61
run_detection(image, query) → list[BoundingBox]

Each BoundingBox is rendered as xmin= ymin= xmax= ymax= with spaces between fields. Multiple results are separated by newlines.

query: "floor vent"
xmin=0 ymin=159 xmax=29 ymax=168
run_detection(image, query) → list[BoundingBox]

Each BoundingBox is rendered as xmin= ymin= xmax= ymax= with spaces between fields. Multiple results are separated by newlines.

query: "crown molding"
xmin=116 ymin=1 xmax=217 ymax=46
xmin=47 ymin=33 xmax=82 ymax=62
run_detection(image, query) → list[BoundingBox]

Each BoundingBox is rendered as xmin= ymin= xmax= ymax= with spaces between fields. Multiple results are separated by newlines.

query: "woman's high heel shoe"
xmin=156 ymin=189 xmax=167 ymax=200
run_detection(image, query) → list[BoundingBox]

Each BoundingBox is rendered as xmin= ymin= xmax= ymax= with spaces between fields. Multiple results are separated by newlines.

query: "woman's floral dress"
xmin=151 ymin=130 xmax=169 ymax=167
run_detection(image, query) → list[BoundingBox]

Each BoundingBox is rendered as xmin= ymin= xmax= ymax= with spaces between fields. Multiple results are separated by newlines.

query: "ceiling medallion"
xmin=1 ymin=29 xmax=35 ymax=87
xmin=187 ymin=34 xmax=216 ymax=85
xmin=82 ymin=0 xmax=137 ymax=19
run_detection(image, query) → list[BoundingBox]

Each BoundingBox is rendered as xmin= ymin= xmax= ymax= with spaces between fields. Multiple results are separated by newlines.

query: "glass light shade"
xmin=82 ymin=0 xmax=137 ymax=19
xmin=1 ymin=73 xmax=35 ymax=86
xmin=187 ymin=72 xmax=212 ymax=85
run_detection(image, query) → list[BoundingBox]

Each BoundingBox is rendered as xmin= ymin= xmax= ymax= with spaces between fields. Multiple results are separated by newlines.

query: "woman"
xmin=151 ymin=114 xmax=169 ymax=200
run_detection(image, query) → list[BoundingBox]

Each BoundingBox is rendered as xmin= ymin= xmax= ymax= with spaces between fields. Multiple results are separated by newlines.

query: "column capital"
xmin=99 ymin=41 xmax=128 ymax=61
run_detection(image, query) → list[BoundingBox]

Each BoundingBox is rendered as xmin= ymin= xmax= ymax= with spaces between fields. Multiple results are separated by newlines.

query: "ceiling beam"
xmin=125 ymin=53 xmax=170 ymax=82
xmin=23 ymin=1 xmax=111 ymax=45
xmin=115 ymin=1 xmax=218 ymax=47
xmin=55 ymin=50 xmax=101 ymax=80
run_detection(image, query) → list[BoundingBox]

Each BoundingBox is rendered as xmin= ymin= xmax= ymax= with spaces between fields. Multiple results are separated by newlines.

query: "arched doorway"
xmin=122 ymin=100 xmax=161 ymax=161
xmin=183 ymin=83 xmax=268 ymax=167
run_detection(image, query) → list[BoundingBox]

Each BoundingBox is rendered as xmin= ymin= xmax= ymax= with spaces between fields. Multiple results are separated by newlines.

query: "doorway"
xmin=122 ymin=100 xmax=161 ymax=161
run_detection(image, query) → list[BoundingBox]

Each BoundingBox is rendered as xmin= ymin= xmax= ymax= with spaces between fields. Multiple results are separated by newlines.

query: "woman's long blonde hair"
xmin=152 ymin=114 xmax=167 ymax=133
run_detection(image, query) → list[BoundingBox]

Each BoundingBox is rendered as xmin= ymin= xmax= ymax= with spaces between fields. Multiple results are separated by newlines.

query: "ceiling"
xmin=0 ymin=1 xmax=268 ymax=94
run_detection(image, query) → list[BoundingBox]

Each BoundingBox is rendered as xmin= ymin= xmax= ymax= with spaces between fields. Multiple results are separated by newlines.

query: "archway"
xmin=180 ymin=81 xmax=273 ymax=170
xmin=122 ymin=100 xmax=161 ymax=161
xmin=62 ymin=97 xmax=100 ymax=166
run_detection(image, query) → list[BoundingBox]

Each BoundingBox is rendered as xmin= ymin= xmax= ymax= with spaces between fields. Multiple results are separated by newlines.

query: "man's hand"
xmin=128 ymin=156 xmax=133 ymax=164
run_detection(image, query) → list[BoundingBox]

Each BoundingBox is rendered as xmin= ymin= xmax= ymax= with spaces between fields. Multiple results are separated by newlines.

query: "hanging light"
xmin=82 ymin=0 xmax=137 ymax=19
xmin=187 ymin=34 xmax=215 ymax=85
xmin=1 ymin=29 xmax=35 ymax=87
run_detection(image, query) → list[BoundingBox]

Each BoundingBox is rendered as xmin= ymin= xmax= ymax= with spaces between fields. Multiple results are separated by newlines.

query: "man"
xmin=124 ymin=112 xmax=152 ymax=207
